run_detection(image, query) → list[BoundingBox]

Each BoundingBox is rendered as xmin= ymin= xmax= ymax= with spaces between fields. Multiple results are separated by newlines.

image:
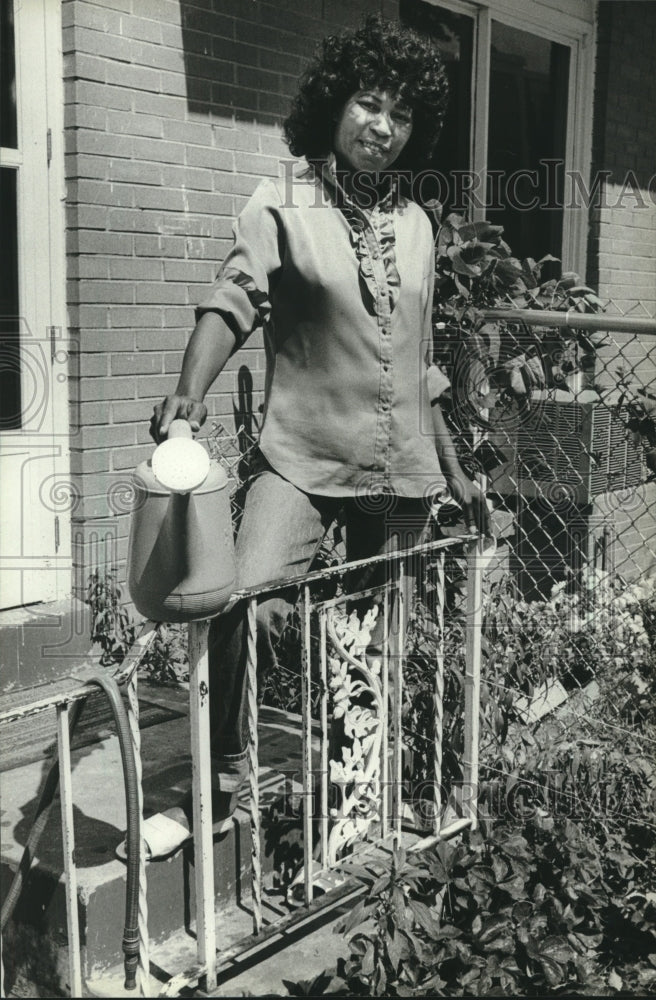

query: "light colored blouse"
xmin=196 ymin=161 xmax=447 ymax=498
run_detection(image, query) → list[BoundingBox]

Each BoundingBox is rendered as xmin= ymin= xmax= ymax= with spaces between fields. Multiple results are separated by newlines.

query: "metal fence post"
xmin=188 ymin=619 xmax=217 ymax=993
xmin=464 ymin=540 xmax=484 ymax=831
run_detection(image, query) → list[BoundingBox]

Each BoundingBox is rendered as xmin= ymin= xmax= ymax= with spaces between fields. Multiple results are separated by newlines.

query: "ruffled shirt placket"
xmin=321 ymin=162 xmax=401 ymax=488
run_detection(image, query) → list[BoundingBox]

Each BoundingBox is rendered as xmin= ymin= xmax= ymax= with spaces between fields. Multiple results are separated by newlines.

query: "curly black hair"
xmin=283 ymin=15 xmax=449 ymax=172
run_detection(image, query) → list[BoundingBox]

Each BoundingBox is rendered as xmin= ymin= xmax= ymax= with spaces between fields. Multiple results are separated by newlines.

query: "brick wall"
xmin=587 ymin=1 xmax=656 ymax=317
xmin=63 ymin=0 xmax=395 ymax=594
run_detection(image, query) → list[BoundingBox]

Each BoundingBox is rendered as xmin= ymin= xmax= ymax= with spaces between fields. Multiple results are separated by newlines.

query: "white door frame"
xmin=0 ymin=0 xmax=70 ymax=609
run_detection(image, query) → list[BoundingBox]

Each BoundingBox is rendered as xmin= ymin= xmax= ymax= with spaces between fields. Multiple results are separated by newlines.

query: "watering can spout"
xmin=127 ymin=421 xmax=236 ymax=623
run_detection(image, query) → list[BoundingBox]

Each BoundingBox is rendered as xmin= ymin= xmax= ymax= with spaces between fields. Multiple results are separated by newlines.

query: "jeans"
xmin=208 ymin=455 xmax=433 ymax=792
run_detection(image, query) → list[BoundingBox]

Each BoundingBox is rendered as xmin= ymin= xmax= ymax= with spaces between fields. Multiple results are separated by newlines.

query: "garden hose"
xmin=0 ymin=673 xmax=141 ymax=992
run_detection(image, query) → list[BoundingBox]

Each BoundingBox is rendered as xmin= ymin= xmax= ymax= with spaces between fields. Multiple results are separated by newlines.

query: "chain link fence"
xmin=206 ymin=301 xmax=655 ymax=832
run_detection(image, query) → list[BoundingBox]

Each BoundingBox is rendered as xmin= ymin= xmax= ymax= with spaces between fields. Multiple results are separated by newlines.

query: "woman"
xmin=140 ymin=15 xmax=489 ymax=859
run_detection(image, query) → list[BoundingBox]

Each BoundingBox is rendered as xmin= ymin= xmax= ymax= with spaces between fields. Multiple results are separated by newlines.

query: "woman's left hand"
xmin=444 ymin=471 xmax=492 ymax=537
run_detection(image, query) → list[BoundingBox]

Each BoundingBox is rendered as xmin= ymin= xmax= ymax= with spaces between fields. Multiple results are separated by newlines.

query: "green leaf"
xmin=477 ymin=915 xmax=511 ymax=946
xmin=336 ymin=901 xmax=368 ymax=935
xmin=539 ymin=935 xmax=573 ymax=964
xmin=539 ymin=955 xmax=566 ymax=987
xmin=387 ymin=929 xmax=405 ymax=972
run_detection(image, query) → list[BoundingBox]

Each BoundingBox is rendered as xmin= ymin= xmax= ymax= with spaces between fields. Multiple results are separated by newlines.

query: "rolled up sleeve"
xmin=195 ymin=179 xmax=283 ymax=349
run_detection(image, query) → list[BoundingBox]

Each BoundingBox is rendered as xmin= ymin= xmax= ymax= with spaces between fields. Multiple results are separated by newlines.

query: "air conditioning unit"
xmin=490 ymin=390 xmax=644 ymax=505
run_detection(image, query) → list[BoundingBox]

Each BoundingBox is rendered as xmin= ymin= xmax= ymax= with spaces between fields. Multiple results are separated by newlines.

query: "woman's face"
xmin=333 ymin=87 xmax=413 ymax=173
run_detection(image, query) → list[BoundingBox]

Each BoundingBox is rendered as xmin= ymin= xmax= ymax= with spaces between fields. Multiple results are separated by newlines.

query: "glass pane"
xmin=1 ymin=167 xmax=21 ymax=429
xmin=487 ymin=22 xmax=569 ymax=265
xmin=1 ymin=0 xmax=18 ymax=149
xmin=400 ymin=1 xmax=473 ymax=212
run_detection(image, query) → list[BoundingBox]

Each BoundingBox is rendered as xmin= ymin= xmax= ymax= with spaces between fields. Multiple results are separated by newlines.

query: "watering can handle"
xmin=167 ymin=418 xmax=194 ymax=440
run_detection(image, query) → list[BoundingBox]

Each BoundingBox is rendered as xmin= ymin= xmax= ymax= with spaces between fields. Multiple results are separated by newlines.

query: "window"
xmin=400 ymin=0 xmax=594 ymax=274
xmin=0 ymin=0 xmax=69 ymax=608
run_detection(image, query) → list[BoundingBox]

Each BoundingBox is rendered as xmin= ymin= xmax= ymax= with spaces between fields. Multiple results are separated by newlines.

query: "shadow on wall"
xmin=179 ymin=0 xmax=327 ymax=122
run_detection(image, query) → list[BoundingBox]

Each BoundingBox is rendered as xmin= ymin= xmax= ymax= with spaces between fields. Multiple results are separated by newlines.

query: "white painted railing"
xmin=0 ymin=535 xmax=485 ymax=998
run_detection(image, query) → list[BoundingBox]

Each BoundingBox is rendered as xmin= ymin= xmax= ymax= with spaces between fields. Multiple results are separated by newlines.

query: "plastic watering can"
xmin=127 ymin=420 xmax=236 ymax=622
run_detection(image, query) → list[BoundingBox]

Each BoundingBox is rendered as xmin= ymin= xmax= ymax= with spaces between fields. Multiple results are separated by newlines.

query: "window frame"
xmin=419 ymin=0 xmax=596 ymax=278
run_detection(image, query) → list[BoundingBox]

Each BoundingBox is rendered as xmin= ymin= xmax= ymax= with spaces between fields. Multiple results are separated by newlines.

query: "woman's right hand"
xmin=150 ymin=394 xmax=208 ymax=443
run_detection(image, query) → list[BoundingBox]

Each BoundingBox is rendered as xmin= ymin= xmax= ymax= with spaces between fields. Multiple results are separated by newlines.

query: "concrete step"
xmin=0 ymin=689 xmax=317 ymax=997
xmin=0 ymin=598 xmax=93 ymax=697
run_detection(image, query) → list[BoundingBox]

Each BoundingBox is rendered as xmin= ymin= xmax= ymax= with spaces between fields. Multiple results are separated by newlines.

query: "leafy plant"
xmin=286 ymin=814 xmax=656 ymax=997
xmin=87 ymin=567 xmax=190 ymax=682
xmin=600 ymin=367 xmax=656 ymax=475
xmin=87 ymin=567 xmax=135 ymax=666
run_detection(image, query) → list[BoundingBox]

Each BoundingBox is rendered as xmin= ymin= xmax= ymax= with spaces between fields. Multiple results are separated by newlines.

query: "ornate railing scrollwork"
xmin=326 ymin=604 xmax=384 ymax=865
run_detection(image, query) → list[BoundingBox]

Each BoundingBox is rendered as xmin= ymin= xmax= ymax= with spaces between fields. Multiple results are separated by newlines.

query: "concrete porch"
xmin=0 ymin=678 xmax=331 ymax=997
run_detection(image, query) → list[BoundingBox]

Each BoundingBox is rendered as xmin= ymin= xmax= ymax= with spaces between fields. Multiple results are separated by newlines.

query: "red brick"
xmin=257 ymin=4 xmax=322 ymax=39
xmin=163 ymin=352 xmax=186 ymax=373
xmin=131 ymin=40 xmax=186 ymax=73
xmin=74 ymin=205 xmax=110 ymax=229
xmin=160 ymin=119 xmax=210 ymax=146
xmin=77 ymin=231 xmax=133 ymax=255
xmin=236 ymin=65 xmax=280 ymax=92
xmin=64 ymin=104 xmax=107 ymax=130
xmin=79 ymin=423 xmax=137 ymax=448
xmin=181 ymin=6 xmax=234 ymax=37
xmin=161 ymin=164 xmax=213 ymax=191
xmin=78 ymin=281 xmax=134 ymax=304
xmin=69 ymin=179 xmax=134 ymax=207
xmin=135 ymin=186 xmax=187 ymax=211
xmin=257 ymin=48 xmax=300 ymax=76
xmin=65 ymin=51 xmax=109 ymax=84
xmin=112 ymin=444 xmax=153 ymax=470
xmin=132 ymin=90 xmax=186 ymax=119
xmin=163 ymin=260 xmax=215 ymax=281
xmin=108 ymin=160 xmax=162 ymax=186
xmin=65 ymin=153 xmax=108 ymax=180
xmin=212 ymin=37 xmax=258 ymax=67
xmin=68 ymin=79 xmax=132 ymax=110
xmin=72 ymin=24 xmax=131 ymax=61
xmin=131 ymin=136 xmax=186 ymax=165
xmin=234 ymin=151 xmax=279 ymax=177
xmin=82 ymin=376 xmax=136 ymax=400
xmin=68 ymin=257 xmax=110 ymax=281
xmin=70 ymin=448 xmax=111 ymax=473
xmin=84 ymin=0 xmax=133 ymax=13
xmin=80 ymin=330 xmax=135 ymax=352
xmin=110 ymin=258 xmax=162 ymax=280
xmin=75 ymin=353 xmax=109 ymax=377
xmin=75 ymin=131 xmax=133 ymax=158
xmin=135 ymin=234 xmax=179 ymax=257
xmin=185 ymin=190 xmax=233 ymax=214
xmin=160 ymin=69 xmax=196 ymax=98
xmin=137 ymin=374 xmax=199 ymax=398
xmin=135 ymin=329 xmax=189 ymax=350
xmin=110 ymin=306 xmax=163 ymax=328
xmin=258 ymin=92 xmax=289 ymax=117
xmin=135 ymin=282 xmax=186 ymax=304
xmin=119 ymin=13 xmax=163 ymax=44
xmin=106 ymin=205 xmax=161 ymax=231
xmin=111 ymin=353 xmax=164 ymax=375
xmin=112 ymin=400 xmax=152 ymax=423
xmin=162 ymin=306 xmax=194 ymax=327
xmin=106 ymin=110 xmax=164 ymax=139
xmin=68 ymin=304 xmax=109 ymax=328
xmin=259 ymin=131 xmax=290 ymax=155
xmin=105 ymin=60 xmax=162 ymax=93
xmin=185 ymin=145 xmax=234 ymax=170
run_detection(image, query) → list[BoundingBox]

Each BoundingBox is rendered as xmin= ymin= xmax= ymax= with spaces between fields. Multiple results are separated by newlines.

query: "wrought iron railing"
xmin=0 ymin=535 xmax=486 ymax=998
